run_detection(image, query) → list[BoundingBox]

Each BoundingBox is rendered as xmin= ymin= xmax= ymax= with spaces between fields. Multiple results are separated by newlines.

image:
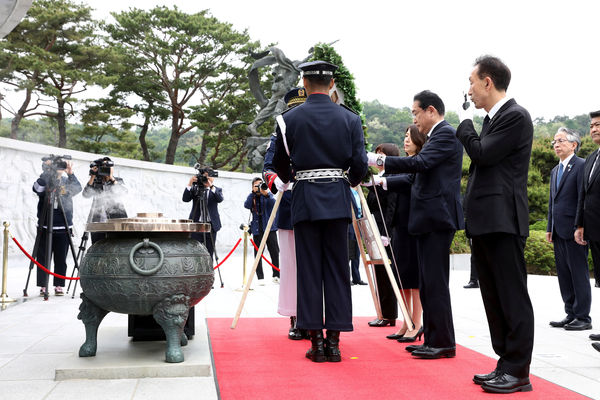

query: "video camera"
xmin=190 ymin=163 xmax=219 ymax=198
xmin=89 ymin=157 xmax=114 ymax=177
xmin=193 ymin=163 xmax=218 ymax=184
xmin=41 ymin=154 xmax=71 ymax=172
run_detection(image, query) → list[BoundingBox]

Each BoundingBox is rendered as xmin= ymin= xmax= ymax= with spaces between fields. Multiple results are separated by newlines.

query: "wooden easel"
xmin=353 ymin=188 xmax=414 ymax=329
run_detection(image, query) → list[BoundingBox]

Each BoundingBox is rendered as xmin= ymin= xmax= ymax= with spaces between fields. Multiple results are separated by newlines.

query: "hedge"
xmin=451 ymin=229 xmax=593 ymax=276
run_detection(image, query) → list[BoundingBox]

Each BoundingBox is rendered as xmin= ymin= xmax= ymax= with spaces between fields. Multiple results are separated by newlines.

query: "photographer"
xmin=82 ymin=157 xmax=128 ymax=243
xmin=182 ymin=168 xmax=223 ymax=258
xmin=33 ymin=157 xmax=82 ymax=296
xmin=244 ymin=177 xmax=280 ymax=284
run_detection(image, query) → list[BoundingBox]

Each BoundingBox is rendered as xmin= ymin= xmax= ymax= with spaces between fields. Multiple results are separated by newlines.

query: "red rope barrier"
xmin=11 ymin=236 xmax=80 ymax=280
xmin=214 ymin=238 xmax=242 ymax=270
xmin=13 ymin=232 xmax=243 ymax=276
xmin=249 ymin=238 xmax=280 ymax=272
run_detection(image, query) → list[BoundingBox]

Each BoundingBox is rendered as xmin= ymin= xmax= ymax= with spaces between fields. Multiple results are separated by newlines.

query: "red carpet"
xmin=207 ymin=317 xmax=587 ymax=400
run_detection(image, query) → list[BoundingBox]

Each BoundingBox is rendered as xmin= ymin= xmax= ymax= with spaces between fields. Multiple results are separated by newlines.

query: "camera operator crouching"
xmin=82 ymin=157 xmax=128 ymax=243
xmin=182 ymin=165 xmax=223 ymax=259
xmin=33 ymin=156 xmax=82 ymax=296
xmin=244 ymin=177 xmax=280 ymax=284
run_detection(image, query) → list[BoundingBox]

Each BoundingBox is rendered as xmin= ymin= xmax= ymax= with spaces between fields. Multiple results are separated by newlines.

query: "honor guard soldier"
xmin=272 ymin=60 xmax=368 ymax=362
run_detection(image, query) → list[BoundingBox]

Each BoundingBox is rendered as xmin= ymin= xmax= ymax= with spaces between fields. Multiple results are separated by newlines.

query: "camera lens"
xmin=260 ymin=182 xmax=268 ymax=191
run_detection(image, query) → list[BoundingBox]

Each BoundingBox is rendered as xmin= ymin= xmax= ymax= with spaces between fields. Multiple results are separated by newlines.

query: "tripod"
xmin=24 ymin=172 xmax=81 ymax=300
xmin=66 ymin=231 xmax=88 ymax=298
xmin=190 ymin=184 xmax=224 ymax=288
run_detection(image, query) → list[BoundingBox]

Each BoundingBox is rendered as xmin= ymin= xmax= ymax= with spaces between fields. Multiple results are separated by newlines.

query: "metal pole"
xmin=242 ymin=225 xmax=249 ymax=287
xmin=1 ymin=221 xmax=16 ymax=304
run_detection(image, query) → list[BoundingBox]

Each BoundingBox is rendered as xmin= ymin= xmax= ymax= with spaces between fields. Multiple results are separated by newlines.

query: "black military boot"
xmin=288 ymin=316 xmax=303 ymax=340
xmin=325 ymin=330 xmax=341 ymax=362
xmin=306 ymin=330 xmax=326 ymax=362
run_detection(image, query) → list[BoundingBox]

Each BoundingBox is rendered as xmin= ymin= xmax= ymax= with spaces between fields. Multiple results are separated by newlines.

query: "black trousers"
xmin=35 ymin=229 xmax=69 ymax=287
xmin=590 ymin=240 xmax=600 ymax=283
xmin=415 ymin=230 xmax=455 ymax=348
xmin=468 ymin=239 xmax=479 ymax=281
xmin=295 ymin=219 xmax=352 ymax=331
xmin=253 ymin=230 xmax=280 ymax=279
xmin=374 ymin=246 xmax=398 ymax=320
xmin=348 ymin=225 xmax=362 ymax=283
xmin=553 ymin=234 xmax=591 ymax=322
xmin=192 ymin=227 xmax=217 ymax=261
xmin=471 ymin=233 xmax=534 ymax=379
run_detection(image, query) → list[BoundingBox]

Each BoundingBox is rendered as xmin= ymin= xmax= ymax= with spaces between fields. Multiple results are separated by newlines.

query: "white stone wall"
xmin=0 ymin=137 xmax=258 ymax=258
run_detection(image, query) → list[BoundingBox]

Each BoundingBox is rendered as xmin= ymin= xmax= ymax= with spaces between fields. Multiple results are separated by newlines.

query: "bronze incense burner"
xmin=77 ymin=213 xmax=213 ymax=363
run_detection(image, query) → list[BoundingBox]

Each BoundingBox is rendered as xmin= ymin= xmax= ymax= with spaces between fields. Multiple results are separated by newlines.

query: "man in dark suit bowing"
xmin=575 ymin=110 xmax=600 ymax=347
xmin=546 ymin=128 xmax=591 ymax=331
xmin=456 ymin=55 xmax=534 ymax=394
xmin=367 ymin=90 xmax=464 ymax=359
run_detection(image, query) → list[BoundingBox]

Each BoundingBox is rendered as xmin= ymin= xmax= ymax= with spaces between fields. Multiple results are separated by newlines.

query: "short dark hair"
xmin=406 ymin=124 xmax=427 ymax=155
xmin=474 ymin=55 xmax=511 ymax=92
xmin=590 ymin=110 xmax=600 ymax=119
xmin=252 ymin=177 xmax=262 ymax=185
xmin=413 ymin=90 xmax=445 ymax=116
xmin=304 ymin=75 xmax=333 ymax=86
xmin=374 ymin=143 xmax=400 ymax=157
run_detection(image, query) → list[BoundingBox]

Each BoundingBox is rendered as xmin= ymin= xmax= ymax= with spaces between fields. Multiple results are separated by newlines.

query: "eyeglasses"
xmin=551 ymin=139 xmax=569 ymax=146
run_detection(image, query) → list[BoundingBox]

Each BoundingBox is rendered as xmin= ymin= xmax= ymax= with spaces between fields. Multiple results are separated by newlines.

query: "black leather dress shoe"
xmin=386 ymin=333 xmax=404 ymax=340
xmin=549 ymin=317 xmax=574 ymax=327
xmin=405 ymin=344 xmax=424 ymax=353
xmin=368 ymin=319 xmax=396 ymax=327
xmin=589 ymin=333 xmax=600 ymax=340
xmin=595 ymin=281 xmax=600 ymax=288
xmin=463 ymin=280 xmax=479 ymax=289
xmin=473 ymin=369 xmax=499 ymax=385
xmin=481 ymin=373 xmax=532 ymax=393
xmin=593 ymin=342 xmax=600 ymax=352
xmin=356 ymin=281 xmax=368 ymax=285
xmin=411 ymin=345 xmax=456 ymax=359
xmin=564 ymin=319 xmax=592 ymax=331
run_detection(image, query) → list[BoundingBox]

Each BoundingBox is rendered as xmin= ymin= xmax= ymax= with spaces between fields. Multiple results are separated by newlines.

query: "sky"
xmin=12 ymin=0 xmax=600 ymax=121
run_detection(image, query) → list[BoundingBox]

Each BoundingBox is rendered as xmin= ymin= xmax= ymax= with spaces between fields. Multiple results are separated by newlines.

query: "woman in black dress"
xmin=389 ymin=125 xmax=428 ymax=342
xmin=366 ymin=143 xmax=401 ymax=327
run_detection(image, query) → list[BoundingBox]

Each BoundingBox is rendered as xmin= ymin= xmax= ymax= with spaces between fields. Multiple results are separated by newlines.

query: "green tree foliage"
xmin=106 ymin=6 xmax=260 ymax=165
xmin=70 ymin=98 xmax=140 ymax=158
xmin=0 ymin=0 xmax=113 ymax=147
xmin=98 ymin=32 xmax=171 ymax=162
xmin=362 ymin=100 xmax=413 ymax=149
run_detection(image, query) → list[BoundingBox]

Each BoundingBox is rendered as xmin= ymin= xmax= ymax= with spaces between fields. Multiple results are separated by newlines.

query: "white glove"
xmin=275 ymin=177 xmax=290 ymax=192
xmin=381 ymin=236 xmax=390 ymax=247
xmin=457 ymin=94 xmax=474 ymax=122
xmin=360 ymin=175 xmax=385 ymax=187
xmin=366 ymin=152 xmax=379 ymax=166
xmin=274 ymin=177 xmax=286 ymax=192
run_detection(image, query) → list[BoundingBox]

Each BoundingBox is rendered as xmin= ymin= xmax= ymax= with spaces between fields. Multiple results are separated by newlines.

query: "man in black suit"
xmin=182 ymin=171 xmax=223 ymax=259
xmin=456 ymin=55 xmax=534 ymax=394
xmin=546 ymin=128 xmax=591 ymax=331
xmin=367 ymin=90 xmax=464 ymax=359
xmin=575 ymin=110 xmax=600 ymax=347
xmin=273 ymin=60 xmax=368 ymax=363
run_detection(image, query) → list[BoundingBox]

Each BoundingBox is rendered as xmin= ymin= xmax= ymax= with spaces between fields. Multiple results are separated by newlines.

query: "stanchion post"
xmin=1 ymin=221 xmax=16 ymax=304
xmin=242 ymin=225 xmax=249 ymax=287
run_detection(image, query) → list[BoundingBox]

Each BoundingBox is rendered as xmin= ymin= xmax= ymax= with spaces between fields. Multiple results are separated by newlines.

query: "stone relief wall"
xmin=0 ymin=137 xmax=257 ymax=260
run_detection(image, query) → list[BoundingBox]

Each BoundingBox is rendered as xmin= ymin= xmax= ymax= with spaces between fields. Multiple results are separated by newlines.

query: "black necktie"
xmin=590 ymin=151 xmax=600 ymax=183
xmin=482 ymin=115 xmax=491 ymax=134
